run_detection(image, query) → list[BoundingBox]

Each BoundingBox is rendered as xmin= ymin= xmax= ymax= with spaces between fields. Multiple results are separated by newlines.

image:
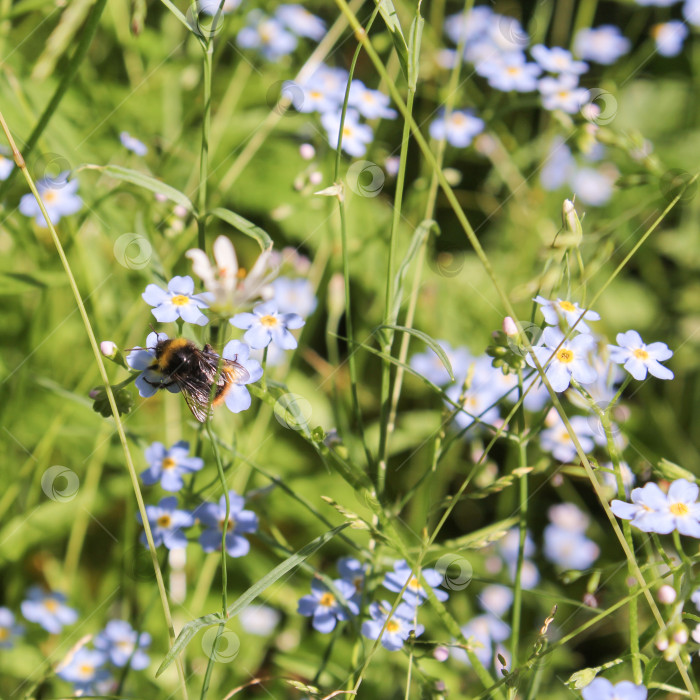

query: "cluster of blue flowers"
xmin=412 ymin=297 xmax=673 ymax=471
xmin=0 ymin=590 xmax=150 ymax=695
xmin=127 ymin=237 xmax=317 ymax=411
xmin=283 ymin=61 xmax=397 ymax=157
xmin=441 ymin=6 xmax=601 ymax=115
xmin=234 ymin=5 xmax=325 ymax=61
xmin=135 ymin=439 xmax=258 ymax=556
xmin=56 ymin=620 xmax=151 ymax=694
xmin=540 ymin=136 xmax=620 ymax=207
xmin=298 ymin=558 xmax=450 ymax=652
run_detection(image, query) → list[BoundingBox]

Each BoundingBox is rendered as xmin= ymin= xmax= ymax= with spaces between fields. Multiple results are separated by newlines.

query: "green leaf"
xmin=407 ymin=9 xmax=424 ymax=91
xmin=375 ymin=324 xmax=454 ymax=382
xmin=78 ymin=164 xmax=195 ymax=211
xmin=376 ymin=0 xmax=408 ymax=78
xmin=391 ymin=219 xmax=437 ymax=320
xmin=156 ymin=523 xmax=348 ymax=677
xmin=207 ymin=207 xmax=273 ymax=251
xmin=0 ymin=271 xmax=67 ymax=294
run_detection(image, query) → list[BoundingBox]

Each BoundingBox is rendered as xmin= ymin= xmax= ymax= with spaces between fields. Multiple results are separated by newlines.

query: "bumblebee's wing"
xmin=173 ymin=374 xmax=215 ymax=423
xmin=221 ymin=358 xmax=250 ymax=384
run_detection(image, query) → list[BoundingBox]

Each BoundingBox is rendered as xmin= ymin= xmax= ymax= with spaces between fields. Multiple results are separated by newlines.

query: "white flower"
xmin=186 ymin=236 xmax=278 ymax=315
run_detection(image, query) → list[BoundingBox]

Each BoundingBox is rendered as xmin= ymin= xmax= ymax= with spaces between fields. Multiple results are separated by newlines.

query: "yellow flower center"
xmin=219 ymin=517 xmax=235 ymax=532
xmin=319 ymin=593 xmax=336 ymax=607
xmin=558 ymin=91 xmax=570 ymax=98
xmin=236 ymin=267 xmax=247 ymax=279
xmin=44 ymin=599 xmax=59 ymax=613
xmin=43 ymin=190 xmax=58 ymax=204
xmin=342 ymin=126 xmax=353 ymax=137
xmin=452 ymin=113 xmax=466 ymax=125
xmin=506 ymin=66 xmax=520 ymax=75
xmin=353 ymin=576 xmax=363 ymax=592
xmin=162 ymin=457 xmax=177 ymax=470
xmin=559 ymin=431 xmax=572 ymax=443
xmin=310 ymin=90 xmax=322 ymax=99
xmin=386 ymin=619 xmax=400 ymax=633
xmin=78 ymin=663 xmax=94 ymax=677
xmin=408 ymin=576 xmax=422 ymax=591
xmin=670 ymin=502 xmax=689 ymax=517
xmin=559 ymin=301 xmax=576 ymax=312
xmin=260 ymin=314 xmax=278 ymax=327
xmin=171 ymin=294 xmax=189 ymax=306
xmin=0 ymin=628 xmax=9 ymax=641
xmin=556 ymin=348 xmax=574 ymax=364
xmin=157 ymin=514 xmax=172 ymax=528
xmin=259 ymin=23 xmax=273 ymax=42
xmin=633 ymin=348 xmax=649 ymax=361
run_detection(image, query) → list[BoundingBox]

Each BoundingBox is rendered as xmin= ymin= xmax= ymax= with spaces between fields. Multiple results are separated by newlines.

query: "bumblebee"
xmin=145 ymin=337 xmax=249 ymax=422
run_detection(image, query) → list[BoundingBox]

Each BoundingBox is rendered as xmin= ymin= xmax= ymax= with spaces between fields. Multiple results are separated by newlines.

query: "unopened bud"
xmin=672 ymin=623 xmax=689 ymax=645
xmin=658 ymin=585 xmax=677 ymax=604
xmin=100 ymin=341 xmax=117 ymax=358
xmin=502 ymin=316 xmax=518 ymax=337
xmin=562 ymin=199 xmax=583 ymax=243
xmin=655 ymin=632 xmax=669 ymax=651
xmin=309 ymin=171 xmax=323 ymax=186
xmin=433 ymin=646 xmax=449 ymax=662
xmin=299 ymin=143 xmax=315 ymax=160
xmin=173 ymin=204 xmax=188 ymax=219
xmin=581 ymin=103 xmax=601 ymax=122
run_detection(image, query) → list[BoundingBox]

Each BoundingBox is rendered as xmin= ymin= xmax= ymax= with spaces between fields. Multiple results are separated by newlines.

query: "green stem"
xmin=0 ymin=112 xmax=189 ymax=700
xmin=509 ymin=370 xmax=528 ymax=683
xmin=198 ymin=38 xmax=214 ymax=252
xmin=332 ymin=6 xmax=379 ymax=475
xmin=378 ymin=85 xmax=415 ymax=495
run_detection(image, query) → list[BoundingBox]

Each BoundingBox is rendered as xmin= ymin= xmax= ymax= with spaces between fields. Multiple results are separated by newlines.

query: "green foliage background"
xmin=1 ymin=0 xmax=700 ymax=698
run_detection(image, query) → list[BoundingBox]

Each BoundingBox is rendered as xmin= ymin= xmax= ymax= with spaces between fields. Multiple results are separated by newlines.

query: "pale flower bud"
xmin=658 ymin=585 xmax=677 ymax=604
xmin=502 ymin=316 xmax=518 ymax=337
xmin=299 ymin=143 xmax=315 ymax=160
xmin=100 ymin=341 xmax=117 ymax=358
xmin=433 ymin=646 xmax=449 ymax=662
